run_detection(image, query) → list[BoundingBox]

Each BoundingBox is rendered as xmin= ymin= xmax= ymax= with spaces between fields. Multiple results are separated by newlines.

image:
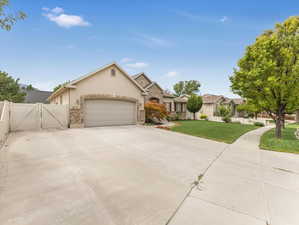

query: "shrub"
xmin=187 ymin=94 xmax=203 ymax=120
xmin=222 ymin=116 xmax=232 ymax=123
xmin=254 ymin=122 xmax=265 ymax=127
xmin=145 ymin=102 xmax=168 ymax=124
xmin=200 ymin=114 xmax=208 ymax=120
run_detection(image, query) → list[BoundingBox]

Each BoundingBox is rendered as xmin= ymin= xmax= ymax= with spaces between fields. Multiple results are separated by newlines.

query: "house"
xmin=48 ymin=62 xmax=192 ymax=127
xmin=200 ymin=94 xmax=244 ymax=118
xmin=132 ymin=73 xmax=188 ymax=120
xmin=48 ymin=63 xmax=147 ymax=128
xmin=23 ymin=90 xmax=52 ymax=104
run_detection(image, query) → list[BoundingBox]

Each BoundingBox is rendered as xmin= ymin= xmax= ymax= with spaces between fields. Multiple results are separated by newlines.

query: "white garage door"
xmin=84 ymin=99 xmax=136 ymax=127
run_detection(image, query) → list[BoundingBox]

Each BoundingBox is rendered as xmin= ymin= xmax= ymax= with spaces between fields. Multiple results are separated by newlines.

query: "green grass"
xmin=260 ymin=123 xmax=299 ymax=154
xmin=170 ymin=120 xmax=258 ymax=144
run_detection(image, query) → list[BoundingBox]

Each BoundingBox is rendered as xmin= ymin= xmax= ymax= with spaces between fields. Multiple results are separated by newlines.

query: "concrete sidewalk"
xmin=169 ymin=127 xmax=299 ymax=225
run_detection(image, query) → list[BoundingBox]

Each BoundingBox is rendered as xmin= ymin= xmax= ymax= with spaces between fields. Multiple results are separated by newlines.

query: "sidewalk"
xmin=168 ymin=127 xmax=299 ymax=225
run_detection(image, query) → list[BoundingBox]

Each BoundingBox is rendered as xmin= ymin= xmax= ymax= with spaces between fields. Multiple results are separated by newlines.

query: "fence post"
xmin=39 ymin=103 xmax=43 ymax=130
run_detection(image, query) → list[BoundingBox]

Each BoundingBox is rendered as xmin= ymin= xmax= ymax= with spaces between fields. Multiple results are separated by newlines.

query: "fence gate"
xmin=10 ymin=103 xmax=69 ymax=131
xmin=10 ymin=103 xmax=41 ymax=131
xmin=41 ymin=104 xmax=68 ymax=129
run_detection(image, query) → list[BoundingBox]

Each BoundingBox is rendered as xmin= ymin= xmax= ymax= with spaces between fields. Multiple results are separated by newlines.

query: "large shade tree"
xmin=0 ymin=71 xmax=25 ymax=102
xmin=230 ymin=16 xmax=299 ymax=138
xmin=0 ymin=0 xmax=26 ymax=31
xmin=173 ymin=80 xmax=201 ymax=97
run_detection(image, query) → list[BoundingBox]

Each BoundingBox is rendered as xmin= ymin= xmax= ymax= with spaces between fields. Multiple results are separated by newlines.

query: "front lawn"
xmin=260 ymin=123 xmax=299 ymax=154
xmin=170 ymin=120 xmax=258 ymax=144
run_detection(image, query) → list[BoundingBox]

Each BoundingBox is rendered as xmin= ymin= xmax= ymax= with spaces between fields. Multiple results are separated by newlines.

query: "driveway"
xmin=169 ymin=127 xmax=299 ymax=225
xmin=0 ymin=126 xmax=227 ymax=225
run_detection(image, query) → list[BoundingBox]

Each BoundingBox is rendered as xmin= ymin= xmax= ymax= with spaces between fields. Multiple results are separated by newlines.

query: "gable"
xmin=75 ymin=65 xmax=143 ymax=93
xmin=134 ymin=74 xmax=152 ymax=88
xmin=49 ymin=63 xmax=145 ymax=101
xmin=147 ymin=83 xmax=164 ymax=95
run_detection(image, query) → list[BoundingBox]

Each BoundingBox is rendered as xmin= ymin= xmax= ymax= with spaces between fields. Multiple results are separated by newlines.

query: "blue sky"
xmin=1 ymin=0 xmax=298 ymax=97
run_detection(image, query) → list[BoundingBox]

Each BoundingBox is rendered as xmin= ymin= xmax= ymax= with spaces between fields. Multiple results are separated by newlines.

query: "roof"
xmin=163 ymin=91 xmax=175 ymax=98
xmin=48 ymin=62 xmax=146 ymax=101
xmin=202 ymin=94 xmax=224 ymax=104
xmin=174 ymin=96 xmax=188 ymax=103
xmin=222 ymin=97 xmax=233 ymax=104
xmin=24 ymin=90 xmax=52 ymax=103
xmin=232 ymin=98 xmax=244 ymax=105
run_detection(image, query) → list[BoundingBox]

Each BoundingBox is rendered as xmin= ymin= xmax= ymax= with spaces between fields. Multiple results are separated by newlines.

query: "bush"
xmin=254 ymin=122 xmax=265 ymax=127
xmin=200 ymin=114 xmax=208 ymax=120
xmin=145 ymin=102 xmax=168 ymax=124
xmin=222 ymin=116 xmax=232 ymax=123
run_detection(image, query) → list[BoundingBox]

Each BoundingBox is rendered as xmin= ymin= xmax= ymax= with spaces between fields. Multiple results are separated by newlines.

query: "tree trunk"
xmin=282 ymin=114 xmax=285 ymax=129
xmin=193 ymin=112 xmax=196 ymax=120
xmin=275 ymin=113 xmax=283 ymax=139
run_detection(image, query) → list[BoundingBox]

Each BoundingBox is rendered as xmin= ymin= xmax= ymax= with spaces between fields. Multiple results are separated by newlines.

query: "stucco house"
xmin=200 ymin=94 xmax=244 ymax=118
xmin=48 ymin=63 xmax=147 ymax=127
xmin=132 ymin=73 xmax=188 ymax=120
xmin=48 ymin=62 xmax=189 ymax=127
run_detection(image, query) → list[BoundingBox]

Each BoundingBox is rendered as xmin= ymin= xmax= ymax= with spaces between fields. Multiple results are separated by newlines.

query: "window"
xmin=111 ymin=69 xmax=116 ymax=76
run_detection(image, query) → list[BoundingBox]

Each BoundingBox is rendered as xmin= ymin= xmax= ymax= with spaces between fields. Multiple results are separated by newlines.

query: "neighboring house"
xmin=23 ymin=90 xmax=52 ymax=104
xmin=132 ymin=73 xmax=188 ymax=120
xmin=48 ymin=63 xmax=146 ymax=128
xmin=200 ymin=94 xmax=244 ymax=118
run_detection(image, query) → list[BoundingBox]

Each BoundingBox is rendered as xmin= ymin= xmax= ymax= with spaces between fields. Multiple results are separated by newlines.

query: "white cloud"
xmin=43 ymin=7 xmax=90 ymax=28
xmin=42 ymin=7 xmax=50 ymax=11
xmin=135 ymin=33 xmax=173 ymax=48
xmin=51 ymin=7 xmax=64 ymax=14
xmin=126 ymin=62 xmax=149 ymax=69
xmin=121 ymin=57 xmax=134 ymax=63
xmin=175 ymin=10 xmax=230 ymax=24
xmin=220 ymin=16 xmax=229 ymax=23
xmin=165 ymin=71 xmax=179 ymax=77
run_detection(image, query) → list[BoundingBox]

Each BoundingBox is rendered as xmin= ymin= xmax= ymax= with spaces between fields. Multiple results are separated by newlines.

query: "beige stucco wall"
xmin=69 ymin=65 xmax=144 ymax=109
xmin=51 ymin=65 xmax=145 ymax=110
xmin=50 ymin=90 xmax=69 ymax=105
xmin=200 ymin=103 xmax=216 ymax=117
xmin=145 ymin=84 xmax=164 ymax=103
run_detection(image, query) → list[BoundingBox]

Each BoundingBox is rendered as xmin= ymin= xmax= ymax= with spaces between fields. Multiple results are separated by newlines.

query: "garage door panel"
xmin=84 ymin=100 xmax=136 ymax=127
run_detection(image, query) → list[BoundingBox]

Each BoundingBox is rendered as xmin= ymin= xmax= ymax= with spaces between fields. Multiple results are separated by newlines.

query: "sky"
xmin=1 ymin=0 xmax=298 ymax=97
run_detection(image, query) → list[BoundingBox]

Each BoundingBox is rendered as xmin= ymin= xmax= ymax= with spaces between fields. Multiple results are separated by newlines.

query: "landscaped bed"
xmin=170 ymin=120 xmax=258 ymax=144
xmin=260 ymin=123 xmax=299 ymax=154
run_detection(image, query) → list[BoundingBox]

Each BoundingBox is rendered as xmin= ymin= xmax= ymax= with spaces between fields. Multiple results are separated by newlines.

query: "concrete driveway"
xmin=0 ymin=126 xmax=227 ymax=225
xmin=169 ymin=127 xmax=299 ymax=225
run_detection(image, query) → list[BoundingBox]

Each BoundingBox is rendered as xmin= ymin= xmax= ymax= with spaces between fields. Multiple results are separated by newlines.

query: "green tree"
xmin=25 ymin=84 xmax=36 ymax=91
xmin=53 ymin=81 xmax=70 ymax=92
xmin=173 ymin=80 xmax=201 ymax=97
xmin=0 ymin=0 xmax=26 ymax=31
xmin=0 ymin=71 xmax=25 ymax=102
xmin=187 ymin=94 xmax=203 ymax=120
xmin=230 ymin=16 xmax=299 ymax=138
xmin=237 ymin=102 xmax=261 ymax=119
xmin=217 ymin=105 xmax=232 ymax=123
